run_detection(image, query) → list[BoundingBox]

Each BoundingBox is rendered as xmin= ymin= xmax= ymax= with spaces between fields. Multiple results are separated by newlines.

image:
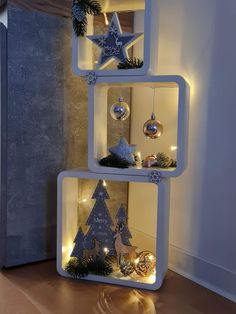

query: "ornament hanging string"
xmin=143 ymin=87 xmax=163 ymax=139
xmin=151 ymin=86 xmax=156 ymax=115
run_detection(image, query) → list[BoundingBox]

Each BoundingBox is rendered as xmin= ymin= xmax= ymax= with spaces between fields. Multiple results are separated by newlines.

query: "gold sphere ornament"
xmin=134 ymin=251 xmax=156 ymax=277
xmin=143 ymin=113 xmax=163 ymax=139
xmin=110 ymin=97 xmax=130 ymax=121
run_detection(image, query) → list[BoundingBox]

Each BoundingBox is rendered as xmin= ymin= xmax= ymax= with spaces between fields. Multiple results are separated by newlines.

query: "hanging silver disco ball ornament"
xmin=110 ymin=97 xmax=130 ymax=121
xmin=143 ymin=113 xmax=163 ymax=139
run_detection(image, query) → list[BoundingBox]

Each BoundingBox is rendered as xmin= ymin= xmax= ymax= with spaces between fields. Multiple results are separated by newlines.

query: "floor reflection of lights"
xmin=93 ymin=288 xmax=157 ymax=314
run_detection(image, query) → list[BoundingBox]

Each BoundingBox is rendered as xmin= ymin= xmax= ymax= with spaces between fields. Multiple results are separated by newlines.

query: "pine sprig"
xmin=117 ymin=58 xmax=144 ymax=70
xmin=78 ymin=0 xmax=102 ymax=15
xmin=65 ymin=258 xmax=88 ymax=278
xmin=72 ymin=0 xmax=102 ymax=37
xmin=65 ymin=256 xmax=113 ymax=278
xmin=72 ymin=16 xmax=88 ymax=37
xmin=99 ymin=154 xmax=131 ymax=168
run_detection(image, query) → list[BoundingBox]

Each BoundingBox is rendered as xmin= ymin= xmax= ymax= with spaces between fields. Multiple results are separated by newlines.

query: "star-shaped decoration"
xmin=109 ymin=137 xmax=136 ymax=164
xmin=87 ymin=13 xmax=144 ymax=69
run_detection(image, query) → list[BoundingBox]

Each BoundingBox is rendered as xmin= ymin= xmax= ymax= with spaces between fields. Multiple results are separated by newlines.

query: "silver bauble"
xmin=110 ymin=97 xmax=130 ymax=121
xmin=143 ymin=113 xmax=163 ymax=139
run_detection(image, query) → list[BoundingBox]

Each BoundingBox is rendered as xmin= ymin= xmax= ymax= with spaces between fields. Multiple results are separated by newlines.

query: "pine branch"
xmin=72 ymin=0 xmax=101 ymax=37
xmin=80 ymin=0 xmax=102 ymax=15
xmin=72 ymin=16 xmax=88 ymax=37
xmin=99 ymin=154 xmax=131 ymax=168
xmin=117 ymin=58 xmax=144 ymax=70
xmin=65 ymin=256 xmax=113 ymax=278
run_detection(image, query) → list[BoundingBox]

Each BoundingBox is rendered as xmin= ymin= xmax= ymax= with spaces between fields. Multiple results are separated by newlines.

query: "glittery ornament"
xmin=156 ymin=152 xmax=172 ymax=168
xmin=143 ymin=113 xmax=163 ymax=139
xmin=142 ymin=155 xmax=157 ymax=168
xmin=109 ymin=137 xmax=136 ymax=165
xmin=120 ymin=260 xmax=135 ymax=276
xmin=110 ymin=97 xmax=130 ymax=121
xmin=87 ymin=13 xmax=143 ymax=69
xmin=134 ymin=251 xmax=156 ymax=277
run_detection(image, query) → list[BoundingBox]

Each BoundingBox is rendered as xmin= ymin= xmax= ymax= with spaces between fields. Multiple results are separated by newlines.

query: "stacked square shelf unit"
xmin=88 ymin=75 xmax=189 ymax=177
xmin=57 ymin=0 xmax=189 ymax=290
xmin=57 ymin=169 xmax=170 ymax=290
xmin=72 ymin=0 xmax=158 ymax=77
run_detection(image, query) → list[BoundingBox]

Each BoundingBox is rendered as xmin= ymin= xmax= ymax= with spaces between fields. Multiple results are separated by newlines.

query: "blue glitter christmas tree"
xmin=115 ymin=204 xmax=132 ymax=246
xmin=84 ymin=180 xmax=116 ymax=256
xmin=70 ymin=227 xmax=85 ymax=259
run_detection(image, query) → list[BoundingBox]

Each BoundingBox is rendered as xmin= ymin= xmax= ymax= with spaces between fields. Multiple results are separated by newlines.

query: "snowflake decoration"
xmin=109 ymin=24 xmax=118 ymax=35
xmin=98 ymin=37 xmax=106 ymax=47
xmin=86 ymin=71 xmax=97 ymax=85
xmin=149 ymin=171 xmax=162 ymax=184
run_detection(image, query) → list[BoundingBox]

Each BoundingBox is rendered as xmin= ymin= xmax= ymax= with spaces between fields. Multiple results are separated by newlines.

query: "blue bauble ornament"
xmin=110 ymin=97 xmax=130 ymax=121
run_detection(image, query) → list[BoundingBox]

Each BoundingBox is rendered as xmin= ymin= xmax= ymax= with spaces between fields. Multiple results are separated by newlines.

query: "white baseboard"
xmin=168 ymin=244 xmax=236 ymax=303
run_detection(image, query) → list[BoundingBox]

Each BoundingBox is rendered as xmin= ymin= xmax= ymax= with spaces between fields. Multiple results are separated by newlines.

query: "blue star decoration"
xmin=109 ymin=137 xmax=136 ymax=164
xmin=86 ymin=13 xmax=144 ymax=69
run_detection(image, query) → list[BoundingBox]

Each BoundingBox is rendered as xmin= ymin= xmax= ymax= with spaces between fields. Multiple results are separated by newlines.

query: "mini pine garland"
xmin=65 ymin=256 xmax=113 ymax=278
xmin=72 ymin=0 xmax=102 ymax=37
xmin=117 ymin=58 xmax=144 ymax=70
xmin=99 ymin=154 xmax=131 ymax=168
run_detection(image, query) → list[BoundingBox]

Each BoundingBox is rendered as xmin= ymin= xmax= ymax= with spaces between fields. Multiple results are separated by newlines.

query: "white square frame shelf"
xmin=57 ymin=168 xmax=170 ymax=290
xmin=72 ymin=0 xmax=158 ymax=77
xmin=88 ymin=75 xmax=189 ymax=178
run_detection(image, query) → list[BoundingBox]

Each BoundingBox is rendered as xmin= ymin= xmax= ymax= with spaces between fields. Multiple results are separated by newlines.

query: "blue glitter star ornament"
xmin=109 ymin=137 xmax=136 ymax=164
xmin=86 ymin=13 xmax=144 ymax=69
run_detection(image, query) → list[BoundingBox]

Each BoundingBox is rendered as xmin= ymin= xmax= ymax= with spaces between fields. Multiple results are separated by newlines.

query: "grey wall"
xmin=0 ymin=23 xmax=7 ymax=268
xmin=4 ymin=5 xmax=87 ymax=266
xmin=6 ymin=5 xmax=68 ymax=266
xmin=3 ymin=5 xmax=131 ymax=267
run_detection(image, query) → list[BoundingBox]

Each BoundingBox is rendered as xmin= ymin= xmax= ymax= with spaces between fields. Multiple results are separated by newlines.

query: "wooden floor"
xmin=0 ymin=261 xmax=235 ymax=314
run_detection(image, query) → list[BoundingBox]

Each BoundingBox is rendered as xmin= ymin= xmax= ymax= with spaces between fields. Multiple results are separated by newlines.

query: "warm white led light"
xmin=148 ymin=274 xmax=156 ymax=284
xmin=62 ymin=246 xmax=66 ymax=253
xmin=149 ymin=255 xmax=154 ymax=261
xmin=170 ymin=146 xmax=177 ymax=151
xmin=103 ymin=12 xmax=109 ymax=26
xmin=103 ymin=180 xmax=107 ymax=187
xmin=82 ymin=198 xmax=87 ymax=203
xmin=68 ymin=243 xmax=73 ymax=255
xmin=103 ymin=247 xmax=109 ymax=254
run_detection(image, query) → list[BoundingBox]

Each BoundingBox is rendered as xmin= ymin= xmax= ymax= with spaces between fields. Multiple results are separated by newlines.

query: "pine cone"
xmin=156 ymin=152 xmax=172 ymax=168
xmin=170 ymin=158 xmax=177 ymax=167
xmin=120 ymin=260 xmax=135 ymax=276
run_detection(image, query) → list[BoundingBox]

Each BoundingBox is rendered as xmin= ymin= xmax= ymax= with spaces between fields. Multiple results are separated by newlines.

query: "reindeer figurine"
xmin=83 ymin=239 xmax=101 ymax=261
xmin=114 ymin=224 xmax=137 ymax=265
